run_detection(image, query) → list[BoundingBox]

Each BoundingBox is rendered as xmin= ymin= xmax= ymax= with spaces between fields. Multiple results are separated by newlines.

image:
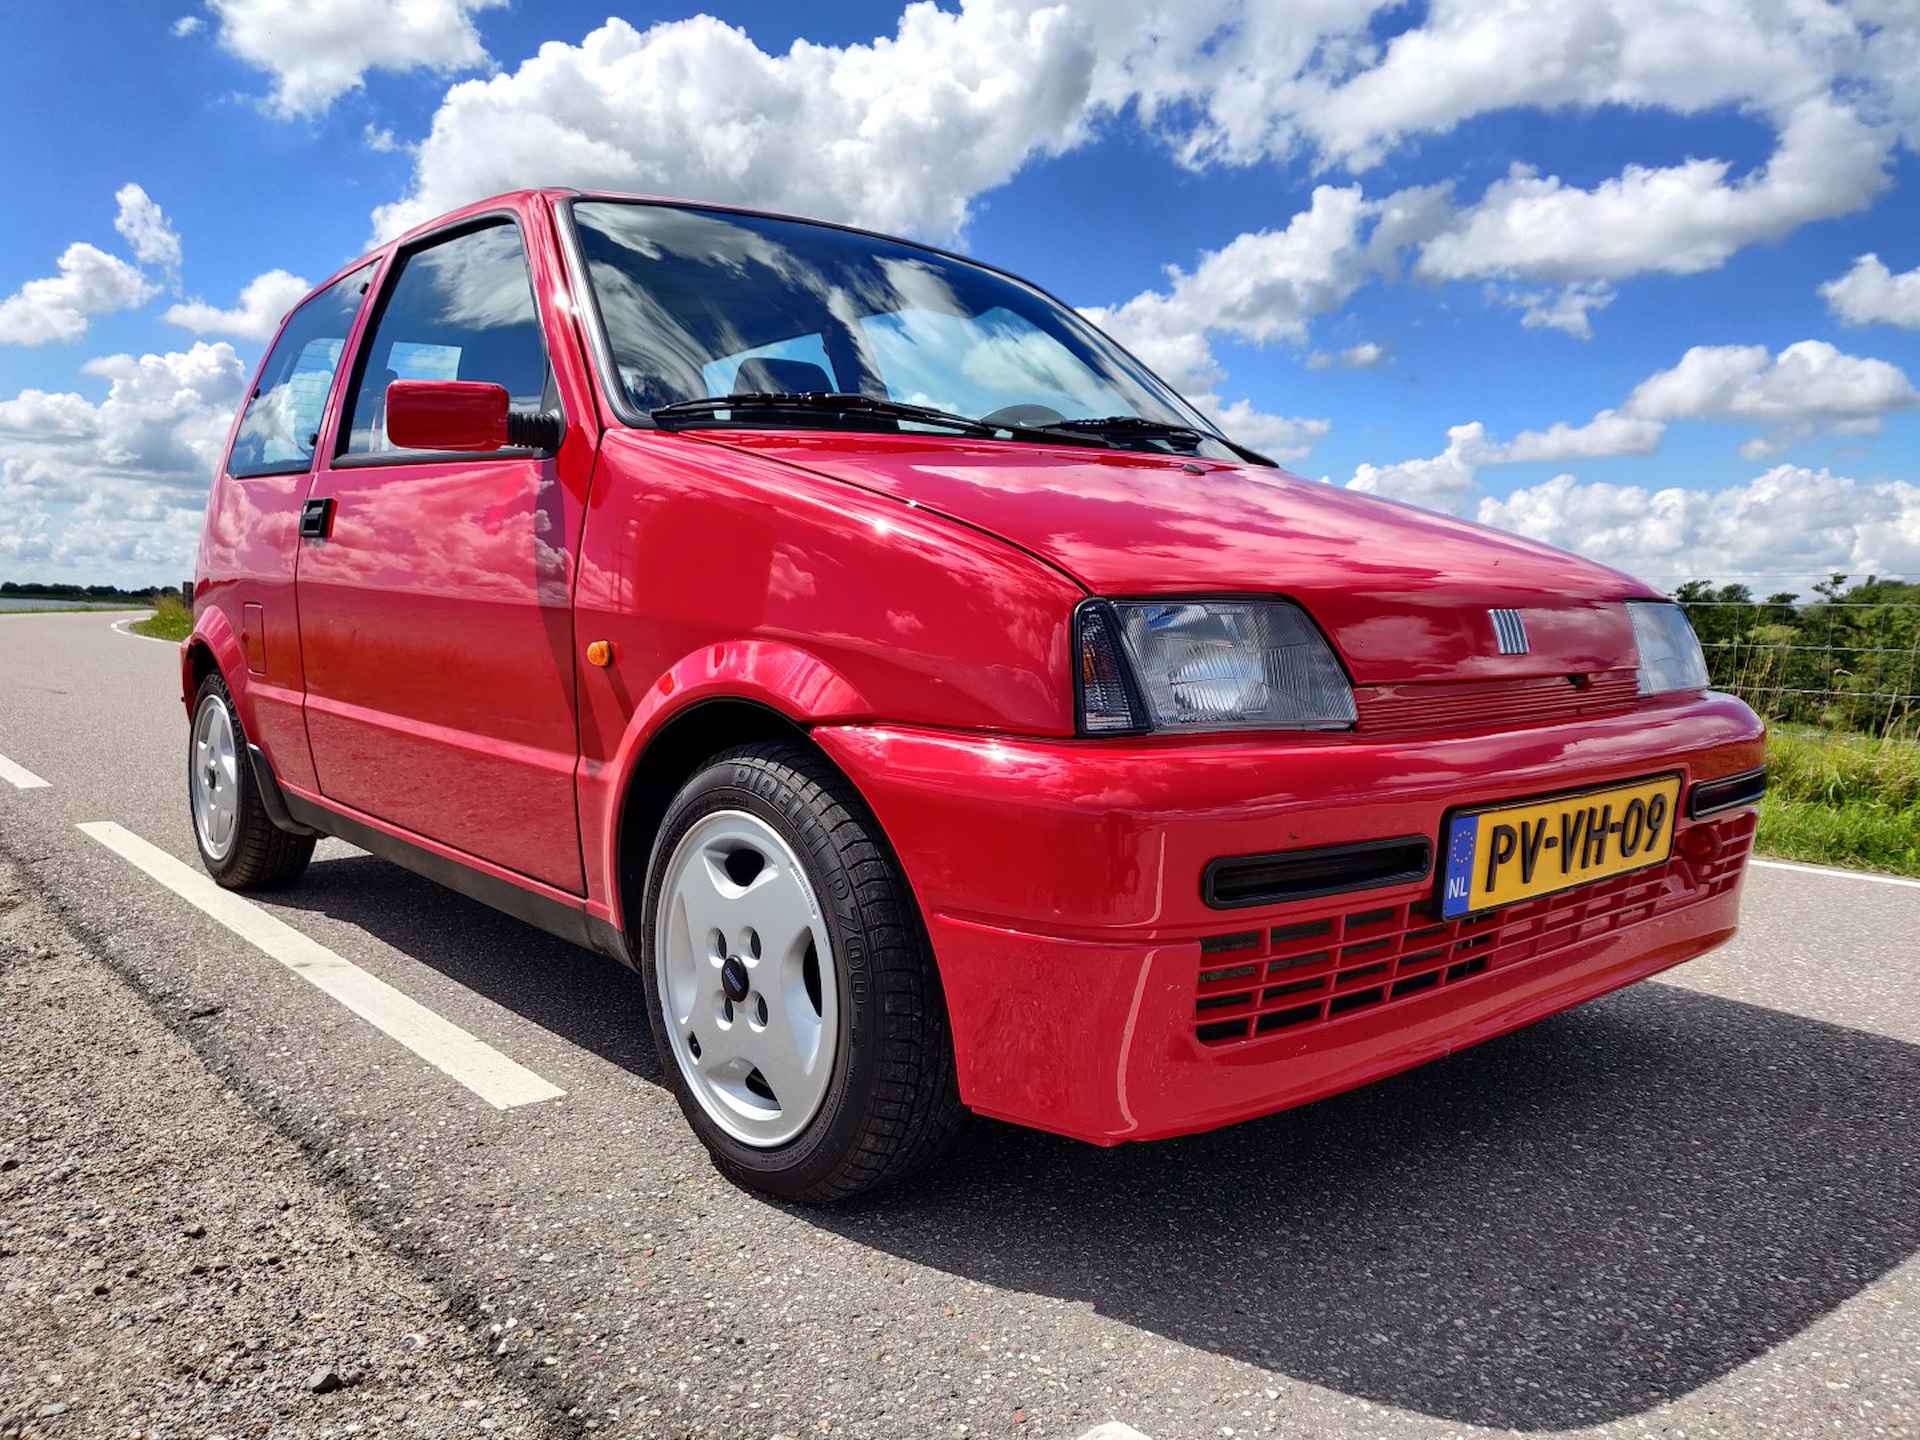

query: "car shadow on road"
xmin=277 ymin=850 xmax=666 ymax=1083
xmin=278 ymin=852 xmax=1920 ymax=1432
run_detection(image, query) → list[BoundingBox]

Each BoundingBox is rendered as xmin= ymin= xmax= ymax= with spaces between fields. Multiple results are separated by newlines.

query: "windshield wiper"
xmin=650 ymin=392 xmax=1106 ymax=448
xmin=1038 ymin=414 xmax=1277 ymax=467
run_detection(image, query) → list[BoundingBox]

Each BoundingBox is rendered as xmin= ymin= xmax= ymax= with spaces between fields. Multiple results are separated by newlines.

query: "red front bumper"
xmin=815 ymin=692 xmax=1766 ymax=1144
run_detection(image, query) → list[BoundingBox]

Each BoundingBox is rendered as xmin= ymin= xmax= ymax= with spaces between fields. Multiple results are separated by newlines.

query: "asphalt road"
xmin=1 ymin=609 xmax=1916 ymax=1440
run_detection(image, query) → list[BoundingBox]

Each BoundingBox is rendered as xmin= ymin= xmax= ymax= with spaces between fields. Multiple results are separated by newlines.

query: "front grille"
xmin=1353 ymin=670 xmax=1639 ymax=737
xmin=1192 ymin=810 xmax=1755 ymax=1048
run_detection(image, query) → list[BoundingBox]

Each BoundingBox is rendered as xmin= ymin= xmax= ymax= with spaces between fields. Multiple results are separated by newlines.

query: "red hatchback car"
xmin=185 ymin=188 xmax=1766 ymax=1201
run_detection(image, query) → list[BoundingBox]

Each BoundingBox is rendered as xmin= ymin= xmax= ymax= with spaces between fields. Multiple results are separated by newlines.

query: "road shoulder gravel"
xmin=0 ymin=853 xmax=563 ymax=1440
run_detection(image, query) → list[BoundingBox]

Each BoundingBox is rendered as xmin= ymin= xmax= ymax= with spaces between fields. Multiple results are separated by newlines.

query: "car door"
xmin=199 ymin=263 xmax=373 ymax=794
xmin=296 ymin=215 xmax=588 ymax=893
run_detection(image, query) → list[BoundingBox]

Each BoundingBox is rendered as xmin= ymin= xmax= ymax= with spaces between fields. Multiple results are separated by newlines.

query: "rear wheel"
xmin=640 ymin=742 xmax=963 ymax=1202
xmin=188 ymin=673 xmax=315 ymax=889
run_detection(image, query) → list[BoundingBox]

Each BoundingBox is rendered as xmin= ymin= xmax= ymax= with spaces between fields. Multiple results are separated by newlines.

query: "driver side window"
xmin=340 ymin=221 xmax=553 ymax=458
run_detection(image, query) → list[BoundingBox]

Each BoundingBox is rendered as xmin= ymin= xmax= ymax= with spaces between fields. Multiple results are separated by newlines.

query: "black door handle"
xmin=299 ymin=497 xmax=335 ymax=540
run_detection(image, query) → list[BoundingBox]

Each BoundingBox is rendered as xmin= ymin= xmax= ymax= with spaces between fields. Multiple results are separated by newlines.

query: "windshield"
xmin=568 ymin=199 xmax=1237 ymax=458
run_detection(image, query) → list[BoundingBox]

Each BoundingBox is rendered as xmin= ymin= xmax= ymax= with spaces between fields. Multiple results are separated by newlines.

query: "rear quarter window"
xmin=225 ymin=266 xmax=371 ymax=478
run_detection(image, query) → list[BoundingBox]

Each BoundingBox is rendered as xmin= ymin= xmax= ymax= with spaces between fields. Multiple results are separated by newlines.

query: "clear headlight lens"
xmin=1629 ymin=601 xmax=1710 ymax=695
xmin=1076 ymin=600 xmax=1356 ymax=734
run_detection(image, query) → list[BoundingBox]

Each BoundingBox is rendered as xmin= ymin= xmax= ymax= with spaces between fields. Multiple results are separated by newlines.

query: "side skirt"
xmin=261 ymin=752 xmax=634 ymax=968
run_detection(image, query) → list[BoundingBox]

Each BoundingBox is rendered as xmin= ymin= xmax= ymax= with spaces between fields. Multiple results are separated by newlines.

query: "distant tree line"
xmin=1 ymin=580 xmax=177 ymax=602
xmin=1673 ymin=575 xmax=1920 ymax=736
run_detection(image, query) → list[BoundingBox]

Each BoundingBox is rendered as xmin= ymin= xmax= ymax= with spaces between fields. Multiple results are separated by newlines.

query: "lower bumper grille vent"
xmin=1192 ymin=811 xmax=1755 ymax=1047
xmin=1203 ymin=837 xmax=1432 ymax=909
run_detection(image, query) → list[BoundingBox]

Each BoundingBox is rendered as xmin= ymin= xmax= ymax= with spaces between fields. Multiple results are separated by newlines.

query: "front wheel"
xmin=188 ymin=673 xmax=315 ymax=889
xmin=640 ymin=742 xmax=963 ymax=1202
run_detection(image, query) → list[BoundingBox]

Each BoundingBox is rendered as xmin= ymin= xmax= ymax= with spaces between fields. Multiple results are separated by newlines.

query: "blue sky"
xmin=3 ymin=0 xmax=1918 ymax=592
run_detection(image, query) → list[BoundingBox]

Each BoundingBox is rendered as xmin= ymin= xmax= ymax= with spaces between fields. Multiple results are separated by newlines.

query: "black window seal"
xmin=329 ymin=208 xmax=565 ymax=470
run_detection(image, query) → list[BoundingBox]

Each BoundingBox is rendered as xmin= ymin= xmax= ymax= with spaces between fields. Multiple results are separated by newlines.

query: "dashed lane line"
xmin=0 ymin=752 xmax=51 ymax=790
xmin=78 ymin=821 xmax=567 ymax=1110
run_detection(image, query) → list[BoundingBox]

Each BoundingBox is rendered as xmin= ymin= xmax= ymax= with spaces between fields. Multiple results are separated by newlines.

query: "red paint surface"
xmin=384 ymin=380 xmax=512 ymax=452
xmin=187 ymin=188 xmax=1768 ymax=1145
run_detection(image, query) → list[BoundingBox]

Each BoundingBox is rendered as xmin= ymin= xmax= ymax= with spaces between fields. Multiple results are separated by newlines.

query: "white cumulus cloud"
xmin=369 ymin=9 xmax=1102 ymax=244
xmin=1477 ymin=466 xmax=1920 ymax=592
xmin=1191 ymin=398 xmax=1330 ymax=462
xmin=1084 ymin=184 xmax=1449 ymax=393
xmin=1307 ymin=342 xmax=1387 ymax=370
xmin=1492 ymin=409 xmax=1668 ymax=464
xmin=164 ymin=269 xmax=312 ymax=342
xmin=1624 ymin=340 xmax=1919 ymax=445
xmin=113 ymin=183 xmax=182 ymax=276
xmin=208 ymin=0 xmax=504 ymax=118
xmin=1348 ymin=422 xmax=1491 ymax=515
xmin=1493 ymin=281 xmax=1617 ymax=340
xmin=1821 ymin=253 xmax=1920 ymax=329
xmin=0 ymin=244 xmax=157 ymax=348
xmin=1416 ymin=98 xmax=1891 ymax=286
xmin=0 ymin=342 xmax=247 ymax=584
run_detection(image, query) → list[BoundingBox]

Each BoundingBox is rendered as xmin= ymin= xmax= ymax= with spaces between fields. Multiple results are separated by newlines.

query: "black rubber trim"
xmin=1687 ymin=765 xmax=1768 ymax=819
xmin=330 ymin=446 xmax=545 ymax=469
xmin=281 ymin=790 xmax=615 ymax=958
xmin=245 ymin=743 xmax=320 ymax=838
xmin=1202 ymin=835 xmax=1433 ymax=910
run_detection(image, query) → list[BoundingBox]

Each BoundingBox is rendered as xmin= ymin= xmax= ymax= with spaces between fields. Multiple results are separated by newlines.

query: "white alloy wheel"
xmin=190 ymin=692 xmax=240 ymax=862
xmin=653 ymin=808 xmax=839 ymax=1148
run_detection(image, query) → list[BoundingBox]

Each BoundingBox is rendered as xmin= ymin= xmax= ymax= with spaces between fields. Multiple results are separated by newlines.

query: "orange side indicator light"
xmin=586 ymin=640 xmax=613 ymax=668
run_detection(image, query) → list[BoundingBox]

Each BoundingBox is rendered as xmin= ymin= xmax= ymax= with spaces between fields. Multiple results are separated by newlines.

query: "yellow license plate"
xmin=1440 ymin=774 xmax=1681 ymax=918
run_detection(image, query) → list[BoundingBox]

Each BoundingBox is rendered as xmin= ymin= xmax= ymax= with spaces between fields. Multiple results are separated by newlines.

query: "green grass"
xmin=131 ymin=593 xmax=193 ymax=642
xmin=1757 ymin=726 xmax=1920 ymax=877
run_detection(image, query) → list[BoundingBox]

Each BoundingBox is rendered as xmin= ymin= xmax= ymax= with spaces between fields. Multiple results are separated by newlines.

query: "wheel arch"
xmin=182 ymin=607 xmax=247 ymax=720
xmin=605 ymin=696 xmax=849 ymax=950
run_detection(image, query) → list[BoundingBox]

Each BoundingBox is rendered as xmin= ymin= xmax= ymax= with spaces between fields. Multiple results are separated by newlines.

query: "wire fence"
xmin=1674 ymin=597 xmax=1920 ymax=737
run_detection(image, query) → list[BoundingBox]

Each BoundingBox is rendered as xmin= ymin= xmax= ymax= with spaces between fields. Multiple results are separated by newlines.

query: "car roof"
xmin=289 ymin=187 xmax=988 ymax=321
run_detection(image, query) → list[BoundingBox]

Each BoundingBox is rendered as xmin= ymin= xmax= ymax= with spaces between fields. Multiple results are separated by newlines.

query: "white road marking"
xmin=1752 ymin=857 xmax=1920 ymax=891
xmin=111 ymin=616 xmax=179 ymax=647
xmin=0 ymin=752 xmax=51 ymax=789
xmin=78 ymin=821 xmax=566 ymax=1110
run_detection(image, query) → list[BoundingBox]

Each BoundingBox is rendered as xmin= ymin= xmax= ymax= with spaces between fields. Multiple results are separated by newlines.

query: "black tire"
xmin=187 ymin=672 xmax=316 ymax=890
xmin=639 ymin=742 xmax=965 ymax=1203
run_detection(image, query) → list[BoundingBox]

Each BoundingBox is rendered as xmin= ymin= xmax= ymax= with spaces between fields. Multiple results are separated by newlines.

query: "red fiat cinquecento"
xmin=185 ymin=188 xmax=1766 ymax=1201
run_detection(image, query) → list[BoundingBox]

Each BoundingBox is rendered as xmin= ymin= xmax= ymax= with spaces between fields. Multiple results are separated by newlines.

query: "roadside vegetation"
xmin=132 ymin=593 xmax=193 ymax=642
xmin=1673 ymin=574 xmax=1920 ymax=878
xmin=1758 ymin=726 xmax=1920 ymax=877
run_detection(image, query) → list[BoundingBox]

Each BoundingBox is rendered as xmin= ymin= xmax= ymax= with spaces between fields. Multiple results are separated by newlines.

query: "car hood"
xmin=701 ymin=431 xmax=1660 ymax=684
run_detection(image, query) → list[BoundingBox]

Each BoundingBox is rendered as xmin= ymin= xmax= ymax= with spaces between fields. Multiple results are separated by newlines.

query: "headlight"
xmin=1075 ymin=599 xmax=1356 ymax=734
xmin=1628 ymin=600 xmax=1710 ymax=695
